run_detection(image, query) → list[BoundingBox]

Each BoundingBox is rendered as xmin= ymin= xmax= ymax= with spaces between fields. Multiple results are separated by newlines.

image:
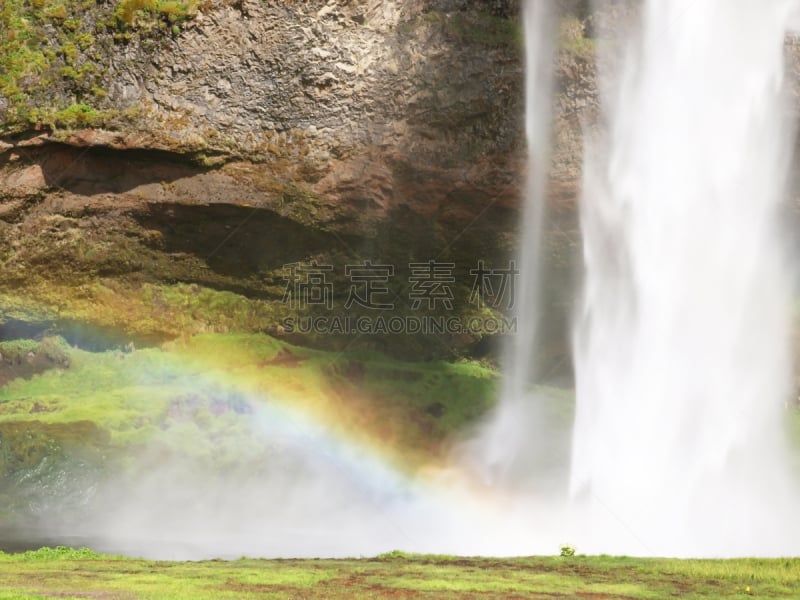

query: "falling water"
xmin=508 ymin=0 xmax=558 ymax=394
xmin=571 ymin=0 xmax=800 ymax=555
xmin=456 ymin=0 xmax=570 ymax=494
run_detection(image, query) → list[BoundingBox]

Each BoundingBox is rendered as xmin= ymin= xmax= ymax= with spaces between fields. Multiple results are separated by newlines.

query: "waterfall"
xmin=456 ymin=0 xmax=566 ymax=493
xmin=571 ymin=0 xmax=800 ymax=555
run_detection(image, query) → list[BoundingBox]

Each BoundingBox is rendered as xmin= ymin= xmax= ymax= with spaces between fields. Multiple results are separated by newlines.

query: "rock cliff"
xmin=0 ymin=0 xmax=593 ymax=370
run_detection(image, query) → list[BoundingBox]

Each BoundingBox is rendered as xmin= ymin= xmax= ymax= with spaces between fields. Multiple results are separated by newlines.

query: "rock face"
xmin=0 ymin=0 xmax=592 ymax=366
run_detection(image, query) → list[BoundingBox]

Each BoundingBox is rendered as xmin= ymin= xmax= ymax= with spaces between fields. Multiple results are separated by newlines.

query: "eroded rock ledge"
xmin=0 ymin=0 xmax=594 ymax=365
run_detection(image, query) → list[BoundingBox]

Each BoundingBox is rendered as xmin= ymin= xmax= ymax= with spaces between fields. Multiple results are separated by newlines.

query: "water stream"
xmin=571 ymin=0 xmax=800 ymax=555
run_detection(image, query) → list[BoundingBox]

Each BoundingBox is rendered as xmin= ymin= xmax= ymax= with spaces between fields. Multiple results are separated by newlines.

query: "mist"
xmin=8 ymin=0 xmax=800 ymax=561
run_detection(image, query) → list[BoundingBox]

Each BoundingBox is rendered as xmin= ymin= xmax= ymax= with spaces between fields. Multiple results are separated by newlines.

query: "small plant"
xmin=560 ymin=544 xmax=576 ymax=557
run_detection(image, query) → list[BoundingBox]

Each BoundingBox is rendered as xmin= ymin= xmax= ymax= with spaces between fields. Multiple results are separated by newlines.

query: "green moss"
xmin=44 ymin=4 xmax=68 ymax=20
xmin=409 ymin=10 xmax=521 ymax=48
xmin=559 ymin=15 xmax=596 ymax=57
xmin=114 ymin=0 xmax=158 ymax=27
xmin=24 ymin=103 xmax=116 ymax=129
xmin=0 ymin=340 xmax=40 ymax=362
xmin=49 ymin=103 xmax=107 ymax=127
xmin=75 ymin=32 xmax=94 ymax=50
xmin=562 ymin=36 xmax=597 ymax=56
xmin=0 ymin=0 xmax=198 ymax=131
xmin=156 ymin=0 xmax=198 ymax=23
xmin=113 ymin=0 xmax=199 ymax=30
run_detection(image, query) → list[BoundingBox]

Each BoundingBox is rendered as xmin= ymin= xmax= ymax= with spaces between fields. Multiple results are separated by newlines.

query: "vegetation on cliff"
xmin=0 ymin=0 xmax=199 ymax=130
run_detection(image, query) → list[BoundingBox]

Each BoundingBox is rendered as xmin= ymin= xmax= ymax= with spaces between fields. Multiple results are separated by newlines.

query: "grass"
xmin=0 ymin=331 xmax=505 ymax=531
xmin=0 ymin=332 xmax=501 ymax=480
xmin=0 ymin=549 xmax=798 ymax=598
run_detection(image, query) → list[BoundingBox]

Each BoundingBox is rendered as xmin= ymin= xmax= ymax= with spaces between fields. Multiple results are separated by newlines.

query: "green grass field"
xmin=0 ymin=332 xmax=499 ymax=478
xmin=0 ymin=548 xmax=798 ymax=599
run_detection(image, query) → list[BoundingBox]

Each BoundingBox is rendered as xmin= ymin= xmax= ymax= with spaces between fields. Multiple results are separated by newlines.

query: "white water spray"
xmin=571 ymin=0 xmax=800 ymax=556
